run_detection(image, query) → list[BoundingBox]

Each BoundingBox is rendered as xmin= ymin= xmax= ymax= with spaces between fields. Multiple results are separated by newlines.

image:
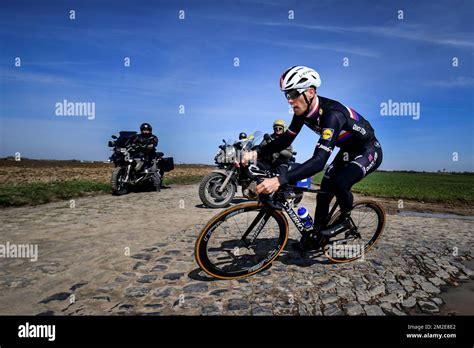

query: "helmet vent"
xmin=288 ymin=71 xmax=299 ymax=82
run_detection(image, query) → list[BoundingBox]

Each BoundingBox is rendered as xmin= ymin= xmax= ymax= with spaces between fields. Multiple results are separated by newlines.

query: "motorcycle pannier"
xmin=159 ymin=157 xmax=175 ymax=172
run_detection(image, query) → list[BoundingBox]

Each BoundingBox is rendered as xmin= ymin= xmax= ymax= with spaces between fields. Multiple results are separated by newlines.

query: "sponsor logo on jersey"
xmin=352 ymin=124 xmax=366 ymax=135
xmin=322 ymin=128 xmax=334 ymax=140
xmin=316 ymin=143 xmax=332 ymax=153
xmin=365 ymin=152 xmax=378 ymax=172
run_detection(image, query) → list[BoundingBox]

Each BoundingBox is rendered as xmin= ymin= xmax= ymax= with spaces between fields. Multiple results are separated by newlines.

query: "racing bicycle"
xmin=195 ymin=164 xmax=386 ymax=280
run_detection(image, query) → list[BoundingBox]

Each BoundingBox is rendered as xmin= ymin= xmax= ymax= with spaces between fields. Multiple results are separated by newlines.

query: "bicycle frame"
xmin=281 ymin=185 xmax=340 ymax=235
xmin=241 ymin=185 xmax=340 ymax=246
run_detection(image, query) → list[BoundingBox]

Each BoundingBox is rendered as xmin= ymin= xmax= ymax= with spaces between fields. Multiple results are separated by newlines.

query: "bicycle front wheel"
xmin=195 ymin=202 xmax=289 ymax=280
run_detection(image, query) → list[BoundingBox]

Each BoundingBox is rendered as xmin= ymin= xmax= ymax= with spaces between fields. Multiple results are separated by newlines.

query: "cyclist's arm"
xmin=278 ymin=111 xmax=345 ymax=185
xmin=257 ymin=116 xmax=304 ymax=158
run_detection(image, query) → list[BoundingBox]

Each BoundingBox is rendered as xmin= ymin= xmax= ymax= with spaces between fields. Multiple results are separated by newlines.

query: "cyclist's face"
xmin=286 ymin=88 xmax=316 ymax=116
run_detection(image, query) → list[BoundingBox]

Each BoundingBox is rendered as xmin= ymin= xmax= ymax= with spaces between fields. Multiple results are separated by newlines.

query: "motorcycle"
xmin=108 ymin=131 xmax=174 ymax=195
xmin=198 ymin=131 xmax=305 ymax=208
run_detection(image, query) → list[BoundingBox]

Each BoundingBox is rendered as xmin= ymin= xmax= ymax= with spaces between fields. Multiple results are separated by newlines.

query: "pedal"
xmin=349 ymin=228 xmax=361 ymax=239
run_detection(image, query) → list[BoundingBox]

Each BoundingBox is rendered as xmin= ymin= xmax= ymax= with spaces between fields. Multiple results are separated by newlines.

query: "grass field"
xmin=0 ymin=160 xmax=211 ymax=207
xmin=0 ymin=175 xmax=204 ymax=207
xmin=0 ymin=181 xmax=111 ymax=207
xmin=1 ymin=160 xmax=473 ymax=207
xmin=312 ymin=171 xmax=474 ymax=205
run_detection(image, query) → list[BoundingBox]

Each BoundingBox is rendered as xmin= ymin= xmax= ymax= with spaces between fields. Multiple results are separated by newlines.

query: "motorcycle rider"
xmin=259 ymin=120 xmax=294 ymax=168
xmin=239 ymin=132 xmax=248 ymax=140
xmin=130 ymin=123 xmax=161 ymax=190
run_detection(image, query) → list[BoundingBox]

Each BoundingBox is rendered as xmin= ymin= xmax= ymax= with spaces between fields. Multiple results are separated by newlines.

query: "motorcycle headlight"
xmin=224 ymin=146 xmax=236 ymax=162
xmin=214 ymin=151 xmax=222 ymax=164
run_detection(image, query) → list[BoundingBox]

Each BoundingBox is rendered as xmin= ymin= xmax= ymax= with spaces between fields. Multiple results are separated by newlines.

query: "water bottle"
xmin=297 ymin=207 xmax=313 ymax=229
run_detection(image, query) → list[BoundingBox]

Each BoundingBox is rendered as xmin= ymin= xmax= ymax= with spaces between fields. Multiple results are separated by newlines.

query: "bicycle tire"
xmin=195 ymin=202 xmax=289 ymax=279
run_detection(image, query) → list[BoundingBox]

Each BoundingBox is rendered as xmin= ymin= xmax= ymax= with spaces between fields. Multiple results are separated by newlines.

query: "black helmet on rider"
xmin=239 ymin=132 xmax=247 ymax=140
xmin=140 ymin=123 xmax=152 ymax=136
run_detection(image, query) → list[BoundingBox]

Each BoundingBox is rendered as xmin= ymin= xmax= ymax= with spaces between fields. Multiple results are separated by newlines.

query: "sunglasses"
xmin=284 ymin=88 xmax=307 ymax=100
xmin=273 ymin=126 xmax=284 ymax=131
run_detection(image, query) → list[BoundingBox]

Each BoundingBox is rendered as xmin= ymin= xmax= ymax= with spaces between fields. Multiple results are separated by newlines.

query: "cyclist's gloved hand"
xmin=256 ymin=177 xmax=280 ymax=194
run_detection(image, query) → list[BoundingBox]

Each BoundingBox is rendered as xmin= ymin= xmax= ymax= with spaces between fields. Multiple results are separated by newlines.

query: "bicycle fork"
xmin=240 ymin=209 xmax=272 ymax=246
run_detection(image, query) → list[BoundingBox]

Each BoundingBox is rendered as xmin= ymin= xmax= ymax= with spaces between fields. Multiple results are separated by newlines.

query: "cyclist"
xmin=244 ymin=66 xmax=383 ymax=250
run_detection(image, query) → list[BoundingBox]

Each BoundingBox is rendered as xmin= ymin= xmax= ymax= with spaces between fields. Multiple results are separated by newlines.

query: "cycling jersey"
xmin=258 ymin=95 xmax=379 ymax=185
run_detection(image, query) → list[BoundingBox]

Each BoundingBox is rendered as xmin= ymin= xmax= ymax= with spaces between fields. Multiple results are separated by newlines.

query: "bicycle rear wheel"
xmin=324 ymin=200 xmax=386 ymax=262
xmin=195 ymin=202 xmax=288 ymax=279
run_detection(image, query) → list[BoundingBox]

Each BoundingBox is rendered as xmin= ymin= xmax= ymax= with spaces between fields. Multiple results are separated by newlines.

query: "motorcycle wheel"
xmin=199 ymin=172 xmax=236 ymax=208
xmin=111 ymin=167 xmax=129 ymax=195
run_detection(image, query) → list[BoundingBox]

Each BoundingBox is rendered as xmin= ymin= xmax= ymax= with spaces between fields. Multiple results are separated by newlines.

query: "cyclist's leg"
xmin=314 ymin=151 xmax=346 ymax=226
xmin=300 ymin=143 xmax=382 ymax=248
xmin=297 ymin=160 xmax=345 ymax=250
xmin=331 ymin=143 xmax=383 ymax=217
xmin=331 ymin=163 xmax=363 ymax=217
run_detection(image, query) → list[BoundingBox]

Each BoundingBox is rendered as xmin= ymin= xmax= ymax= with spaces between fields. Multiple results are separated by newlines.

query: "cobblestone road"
xmin=0 ymin=184 xmax=472 ymax=316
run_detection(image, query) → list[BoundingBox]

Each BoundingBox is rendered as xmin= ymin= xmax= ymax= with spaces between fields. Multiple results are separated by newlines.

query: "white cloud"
xmin=263 ymin=22 xmax=474 ymax=49
xmin=0 ymin=70 xmax=74 ymax=85
xmin=424 ymin=76 xmax=474 ymax=88
xmin=250 ymin=38 xmax=378 ymax=58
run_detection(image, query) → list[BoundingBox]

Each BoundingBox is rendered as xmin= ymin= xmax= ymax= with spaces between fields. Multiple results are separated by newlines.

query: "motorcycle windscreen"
xmin=240 ymin=131 xmax=263 ymax=151
xmin=116 ymin=131 xmax=137 ymax=147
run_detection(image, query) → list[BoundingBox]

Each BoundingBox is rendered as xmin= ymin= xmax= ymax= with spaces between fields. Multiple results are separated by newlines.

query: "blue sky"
xmin=0 ymin=0 xmax=473 ymax=171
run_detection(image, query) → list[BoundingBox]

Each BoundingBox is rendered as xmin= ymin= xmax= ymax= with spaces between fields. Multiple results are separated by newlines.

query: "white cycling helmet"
xmin=279 ymin=65 xmax=321 ymax=92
